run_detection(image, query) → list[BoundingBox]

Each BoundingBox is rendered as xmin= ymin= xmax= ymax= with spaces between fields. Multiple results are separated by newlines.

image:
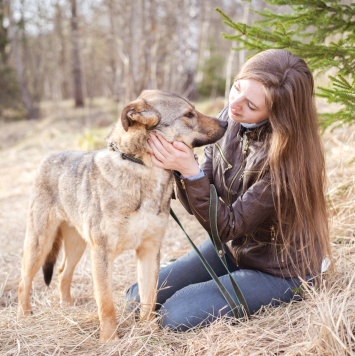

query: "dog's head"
xmin=120 ymin=90 xmax=227 ymax=148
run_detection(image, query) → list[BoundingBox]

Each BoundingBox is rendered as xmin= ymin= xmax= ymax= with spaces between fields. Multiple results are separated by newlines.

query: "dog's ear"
xmin=121 ymin=99 xmax=160 ymax=132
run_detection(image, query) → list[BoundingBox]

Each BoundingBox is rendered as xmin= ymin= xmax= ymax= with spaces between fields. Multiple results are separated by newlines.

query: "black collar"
xmin=108 ymin=142 xmax=145 ymax=166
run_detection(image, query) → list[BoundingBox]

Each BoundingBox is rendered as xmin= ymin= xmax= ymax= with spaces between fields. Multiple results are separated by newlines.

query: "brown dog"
xmin=17 ymin=90 xmax=227 ymax=341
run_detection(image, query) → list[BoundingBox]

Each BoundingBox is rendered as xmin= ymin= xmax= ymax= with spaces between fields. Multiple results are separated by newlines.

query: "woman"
xmin=126 ymin=49 xmax=331 ymax=331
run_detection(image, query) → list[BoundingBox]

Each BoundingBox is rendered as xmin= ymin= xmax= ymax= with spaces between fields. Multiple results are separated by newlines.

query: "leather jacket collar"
xmin=238 ymin=122 xmax=272 ymax=141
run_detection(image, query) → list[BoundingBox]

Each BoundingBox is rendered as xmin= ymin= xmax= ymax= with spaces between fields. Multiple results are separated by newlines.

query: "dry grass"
xmin=0 ymin=99 xmax=354 ymax=355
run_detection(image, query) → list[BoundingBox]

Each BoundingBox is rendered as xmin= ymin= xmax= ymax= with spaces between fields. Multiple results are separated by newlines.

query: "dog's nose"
xmin=220 ymin=120 xmax=228 ymax=129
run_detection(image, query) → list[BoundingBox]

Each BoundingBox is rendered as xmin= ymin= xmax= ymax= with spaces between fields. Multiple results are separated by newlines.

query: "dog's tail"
xmin=42 ymin=230 xmax=63 ymax=286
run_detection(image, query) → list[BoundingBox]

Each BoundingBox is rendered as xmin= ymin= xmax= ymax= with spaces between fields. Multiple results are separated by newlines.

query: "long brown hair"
xmin=237 ymin=49 xmax=331 ymax=278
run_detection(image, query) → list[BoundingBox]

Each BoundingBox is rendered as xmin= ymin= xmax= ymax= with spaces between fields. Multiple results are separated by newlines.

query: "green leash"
xmin=208 ymin=184 xmax=250 ymax=319
xmin=170 ymin=183 xmax=250 ymax=319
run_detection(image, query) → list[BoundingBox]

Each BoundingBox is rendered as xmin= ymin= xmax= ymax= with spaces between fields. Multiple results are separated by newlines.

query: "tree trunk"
xmin=224 ymin=2 xmax=250 ymax=106
xmin=4 ymin=0 xmax=37 ymax=119
xmin=70 ymin=0 xmax=84 ymax=107
xmin=129 ymin=0 xmax=144 ymax=98
xmin=0 ymin=0 xmax=9 ymax=65
xmin=55 ymin=2 xmax=70 ymax=100
xmin=181 ymin=0 xmax=201 ymax=100
xmin=105 ymin=0 xmax=119 ymax=97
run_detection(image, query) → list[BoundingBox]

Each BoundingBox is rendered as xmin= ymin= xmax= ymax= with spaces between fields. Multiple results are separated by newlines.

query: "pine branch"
xmin=216 ymin=1 xmax=355 ymax=126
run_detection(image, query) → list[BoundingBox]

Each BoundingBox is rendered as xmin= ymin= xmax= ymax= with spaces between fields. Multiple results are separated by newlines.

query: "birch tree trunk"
xmin=224 ymin=2 xmax=250 ymax=106
xmin=181 ymin=0 xmax=201 ymax=100
xmin=70 ymin=0 xmax=84 ymax=107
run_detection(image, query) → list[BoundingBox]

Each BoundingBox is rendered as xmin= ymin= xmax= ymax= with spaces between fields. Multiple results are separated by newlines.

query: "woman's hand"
xmin=148 ymin=133 xmax=200 ymax=178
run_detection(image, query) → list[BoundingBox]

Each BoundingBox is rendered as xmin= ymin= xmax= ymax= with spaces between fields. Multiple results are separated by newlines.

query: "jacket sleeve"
xmin=173 ymin=171 xmax=193 ymax=214
xmin=173 ymin=143 xmax=214 ymax=215
xmin=177 ymin=173 xmax=275 ymax=243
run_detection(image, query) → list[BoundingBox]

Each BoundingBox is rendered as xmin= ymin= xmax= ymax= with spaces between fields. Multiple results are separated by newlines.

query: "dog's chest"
xmin=91 ymin=154 xmax=173 ymax=212
xmin=140 ymin=170 xmax=172 ymax=209
xmin=122 ymin=208 xmax=168 ymax=247
xmin=57 ymin=153 xmax=174 ymax=250
xmin=112 ymin=169 xmax=173 ymax=251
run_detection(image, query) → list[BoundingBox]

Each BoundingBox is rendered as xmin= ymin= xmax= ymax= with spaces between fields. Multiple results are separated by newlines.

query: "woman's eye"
xmin=185 ymin=112 xmax=195 ymax=118
xmin=248 ymin=103 xmax=256 ymax=111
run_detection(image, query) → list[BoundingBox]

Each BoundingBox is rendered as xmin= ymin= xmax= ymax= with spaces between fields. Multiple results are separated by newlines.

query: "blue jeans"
xmin=125 ymin=239 xmax=304 ymax=331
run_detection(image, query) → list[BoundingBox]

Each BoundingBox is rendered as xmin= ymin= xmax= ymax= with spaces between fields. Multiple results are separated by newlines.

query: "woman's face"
xmin=228 ymin=79 xmax=269 ymax=124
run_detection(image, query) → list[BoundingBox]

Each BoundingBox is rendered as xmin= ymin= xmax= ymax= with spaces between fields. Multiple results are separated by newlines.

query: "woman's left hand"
xmin=148 ymin=133 xmax=200 ymax=178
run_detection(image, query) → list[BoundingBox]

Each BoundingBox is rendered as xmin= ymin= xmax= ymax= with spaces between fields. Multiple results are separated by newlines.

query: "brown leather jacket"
xmin=174 ymin=107 xmax=302 ymax=278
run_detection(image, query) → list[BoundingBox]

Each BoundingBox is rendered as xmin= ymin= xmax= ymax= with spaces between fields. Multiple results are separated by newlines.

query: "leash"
xmin=208 ymin=184 xmax=250 ymax=318
xmin=170 ymin=184 xmax=250 ymax=319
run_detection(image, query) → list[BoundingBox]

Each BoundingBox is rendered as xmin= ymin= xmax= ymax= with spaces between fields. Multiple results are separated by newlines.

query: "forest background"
xmin=0 ymin=0 xmax=354 ymax=355
xmin=1 ymin=0 xmax=258 ymax=119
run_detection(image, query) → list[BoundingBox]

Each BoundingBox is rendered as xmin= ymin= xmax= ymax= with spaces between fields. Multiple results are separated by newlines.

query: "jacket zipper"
xmin=227 ymin=165 xmax=245 ymax=204
xmin=234 ymin=236 xmax=248 ymax=266
xmin=270 ymin=225 xmax=276 ymax=241
xmin=215 ymin=143 xmax=233 ymax=173
xmin=227 ymin=136 xmax=250 ymax=204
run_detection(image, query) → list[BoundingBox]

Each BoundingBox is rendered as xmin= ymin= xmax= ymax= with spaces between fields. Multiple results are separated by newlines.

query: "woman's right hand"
xmin=148 ymin=133 xmax=200 ymax=178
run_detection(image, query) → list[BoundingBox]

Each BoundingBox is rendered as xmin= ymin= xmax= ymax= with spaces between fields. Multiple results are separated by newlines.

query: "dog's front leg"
xmin=90 ymin=245 xmax=118 ymax=342
xmin=136 ymin=238 xmax=161 ymax=321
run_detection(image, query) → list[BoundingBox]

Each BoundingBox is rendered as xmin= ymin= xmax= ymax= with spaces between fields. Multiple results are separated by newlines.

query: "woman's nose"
xmin=230 ymin=95 xmax=242 ymax=108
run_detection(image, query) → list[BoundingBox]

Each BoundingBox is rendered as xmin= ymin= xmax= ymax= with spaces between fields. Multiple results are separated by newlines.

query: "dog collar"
xmin=108 ymin=142 xmax=145 ymax=166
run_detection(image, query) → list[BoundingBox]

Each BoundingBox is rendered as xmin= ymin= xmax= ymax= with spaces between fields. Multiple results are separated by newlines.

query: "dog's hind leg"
xmin=58 ymin=223 xmax=86 ymax=306
xmin=18 ymin=210 xmax=61 ymax=318
xmin=90 ymin=244 xmax=118 ymax=341
xmin=136 ymin=237 xmax=162 ymax=321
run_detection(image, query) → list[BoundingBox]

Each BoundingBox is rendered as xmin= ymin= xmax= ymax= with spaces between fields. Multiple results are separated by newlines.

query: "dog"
xmin=17 ymin=90 xmax=227 ymax=341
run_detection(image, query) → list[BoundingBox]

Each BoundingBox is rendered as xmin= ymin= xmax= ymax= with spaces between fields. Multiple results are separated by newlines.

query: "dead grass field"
xmin=0 ymin=99 xmax=354 ymax=355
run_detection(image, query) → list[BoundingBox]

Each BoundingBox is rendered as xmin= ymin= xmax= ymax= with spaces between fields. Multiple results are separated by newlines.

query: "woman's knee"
xmin=157 ymin=283 xmax=219 ymax=332
xmin=125 ymin=282 xmax=140 ymax=310
xmin=158 ymin=305 xmax=189 ymax=331
xmin=158 ymin=302 xmax=205 ymax=332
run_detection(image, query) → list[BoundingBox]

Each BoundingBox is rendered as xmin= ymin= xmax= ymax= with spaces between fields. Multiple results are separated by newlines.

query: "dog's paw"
xmin=17 ymin=306 xmax=32 ymax=318
xmin=60 ymin=298 xmax=74 ymax=307
xmin=99 ymin=329 xmax=119 ymax=342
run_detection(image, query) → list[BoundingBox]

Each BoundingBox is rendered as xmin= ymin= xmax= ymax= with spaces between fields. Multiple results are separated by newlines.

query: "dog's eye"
xmin=185 ymin=112 xmax=195 ymax=119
